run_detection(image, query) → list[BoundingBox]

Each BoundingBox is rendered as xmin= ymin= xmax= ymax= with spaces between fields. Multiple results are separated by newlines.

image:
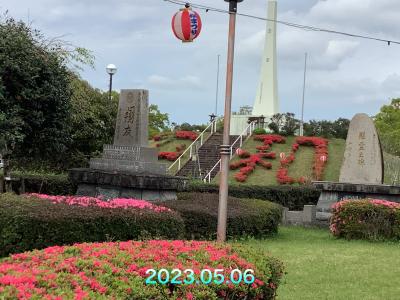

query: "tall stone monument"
xmin=69 ymin=89 xmax=187 ymax=201
xmin=339 ymin=113 xmax=383 ymax=184
xmin=313 ymin=113 xmax=400 ymax=221
xmin=230 ymin=0 xmax=279 ymax=135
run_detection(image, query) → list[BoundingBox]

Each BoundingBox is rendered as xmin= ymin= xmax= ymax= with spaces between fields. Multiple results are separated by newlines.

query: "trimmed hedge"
xmin=9 ymin=172 xmax=76 ymax=195
xmin=330 ymin=199 xmax=400 ymax=241
xmin=185 ymin=182 xmax=320 ymax=210
xmin=8 ymin=173 xmax=320 ymax=210
xmin=0 ymin=193 xmax=184 ymax=257
xmin=160 ymin=192 xmax=282 ymax=240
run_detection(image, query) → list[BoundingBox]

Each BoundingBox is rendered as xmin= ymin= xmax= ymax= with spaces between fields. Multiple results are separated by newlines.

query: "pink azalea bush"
xmin=27 ymin=194 xmax=171 ymax=213
xmin=330 ymin=199 xmax=400 ymax=240
xmin=0 ymin=240 xmax=283 ymax=299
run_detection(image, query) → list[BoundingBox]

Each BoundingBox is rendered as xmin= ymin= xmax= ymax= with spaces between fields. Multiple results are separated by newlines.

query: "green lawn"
xmin=240 ymin=227 xmax=400 ymax=300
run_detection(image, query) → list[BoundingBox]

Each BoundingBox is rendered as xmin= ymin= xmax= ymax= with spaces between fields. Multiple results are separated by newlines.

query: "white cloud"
xmin=147 ymin=75 xmax=203 ymax=90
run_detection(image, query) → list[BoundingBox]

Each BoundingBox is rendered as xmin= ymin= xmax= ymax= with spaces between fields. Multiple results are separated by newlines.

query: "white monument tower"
xmin=229 ymin=0 xmax=279 ymax=135
xmin=252 ymin=0 xmax=279 ymax=116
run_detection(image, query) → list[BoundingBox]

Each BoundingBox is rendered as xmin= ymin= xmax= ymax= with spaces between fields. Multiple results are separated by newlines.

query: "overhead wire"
xmin=163 ymin=0 xmax=400 ymax=45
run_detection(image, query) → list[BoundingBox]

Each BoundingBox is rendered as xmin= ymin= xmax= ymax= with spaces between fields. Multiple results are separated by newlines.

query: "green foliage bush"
xmin=186 ymin=182 xmax=320 ymax=210
xmin=330 ymin=199 xmax=400 ymax=241
xmin=161 ymin=193 xmax=282 ymax=240
xmin=253 ymin=128 xmax=267 ymax=135
xmin=7 ymin=172 xmax=76 ymax=195
xmin=0 ymin=193 xmax=184 ymax=257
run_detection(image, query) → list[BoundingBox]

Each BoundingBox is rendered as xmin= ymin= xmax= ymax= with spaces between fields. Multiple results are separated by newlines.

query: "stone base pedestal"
xmin=69 ymin=168 xmax=188 ymax=201
xmin=89 ymin=145 xmax=166 ymax=175
xmin=312 ymin=181 xmax=400 ymax=221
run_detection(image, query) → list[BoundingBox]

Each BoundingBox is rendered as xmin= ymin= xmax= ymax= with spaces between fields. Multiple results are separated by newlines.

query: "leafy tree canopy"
xmin=375 ymin=98 xmax=400 ymax=156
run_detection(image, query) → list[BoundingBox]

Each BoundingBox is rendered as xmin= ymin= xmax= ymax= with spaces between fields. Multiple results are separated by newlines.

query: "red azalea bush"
xmin=257 ymin=152 xmax=276 ymax=159
xmin=296 ymin=137 xmax=328 ymax=180
xmin=254 ymin=134 xmax=286 ymax=145
xmin=175 ymin=131 xmax=198 ymax=141
xmin=236 ymin=149 xmax=251 ymax=158
xmin=255 ymin=145 xmax=270 ymax=152
xmin=0 ymin=240 xmax=284 ymax=300
xmin=230 ymin=154 xmax=273 ymax=183
xmin=330 ymin=199 xmax=400 ymax=241
xmin=158 ymin=151 xmax=180 ymax=161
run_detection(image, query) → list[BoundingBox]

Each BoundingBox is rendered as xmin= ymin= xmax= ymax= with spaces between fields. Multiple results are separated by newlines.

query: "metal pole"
xmin=109 ymin=74 xmax=113 ymax=102
xmin=217 ymin=0 xmax=241 ymax=243
xmin=215 ymin=54 xmax=221 ymax=115
xmin=300 ymin=52 xmax=307 ymax=136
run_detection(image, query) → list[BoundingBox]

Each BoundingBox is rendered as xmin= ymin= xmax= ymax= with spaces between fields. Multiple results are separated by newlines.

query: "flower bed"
xmin=175 ymin=130 xmax=198 ymax=141
xmin=0 ymin=194 xmax=184 ymax=257
xmin=0 ymin=240 xmax=284 ymax=299
xmin=158 ymin=151 xmax=180 ymax=161
xmin=330 ymin=199 xmax=400 ymax=240
xmin=230 ymin=135 xmax=284 ymax=183
xmin=28 ymin=193 xmax=171 ymax=212
xmin=276 ymin=136 xmax=328 ymax=185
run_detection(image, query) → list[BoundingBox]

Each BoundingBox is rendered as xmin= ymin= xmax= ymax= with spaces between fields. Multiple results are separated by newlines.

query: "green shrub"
xmin=8 ymin=171 xmax=76 ymax=195
xmin=161 ymin=192 xmax=282 ymax=240
xmin=0 ymin=193 xmax=184 ymax=257
xmin=185 ymin=182 xmax=320 ymax=210
xmin=253 ymin=128 xmax=267 ymax=135
xmin=330 ymin=199 xmax=400 ymax=241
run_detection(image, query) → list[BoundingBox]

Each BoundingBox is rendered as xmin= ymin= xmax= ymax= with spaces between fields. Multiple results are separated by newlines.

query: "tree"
xmin=68 ymin=75 xmax=118 ymax=166
xmin=149 ymin=104 xmax=169 ymax=138
xmin=0 ymin=16 xmax=73 ymax=170
xmin=375 ymin=98 xmax=400 ymax=156
xmin=268 ymin=113 xmax=300 ymax=136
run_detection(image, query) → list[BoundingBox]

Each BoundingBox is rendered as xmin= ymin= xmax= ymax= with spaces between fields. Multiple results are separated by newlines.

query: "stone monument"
xmin=339 ymin=114 xmax=383 ymax=184
xmin=69 ymin=89 xmax=187 ymax=201
xmin=313 ymin=113 xmax=400 ymax=221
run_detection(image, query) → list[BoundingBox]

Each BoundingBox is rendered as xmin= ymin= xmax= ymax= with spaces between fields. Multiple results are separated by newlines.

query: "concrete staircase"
xmin=176 ymin=133 xmax=239 ymax=179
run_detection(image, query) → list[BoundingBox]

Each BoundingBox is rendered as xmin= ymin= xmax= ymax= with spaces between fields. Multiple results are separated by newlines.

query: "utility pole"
xmin=300 ymin=53 xmax=308 ymax=136
xmin=217 ymin=0 xmax=243 ymax=243
xmin=215 ymin=54 xmax=221 ymax=115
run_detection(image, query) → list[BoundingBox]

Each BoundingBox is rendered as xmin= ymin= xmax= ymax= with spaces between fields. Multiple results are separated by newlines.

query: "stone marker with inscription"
xmin=69 ymin=89 xmax=187 ymax=201
xmin=339 ymin=113 xmax=383 ymax=184
xmin=313 ymin=113 xmax=400 ymax=222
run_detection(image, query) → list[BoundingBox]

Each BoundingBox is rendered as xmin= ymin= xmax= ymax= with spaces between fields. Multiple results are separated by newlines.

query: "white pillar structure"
xmin=252 ymin=0 xmax=279 ymax=117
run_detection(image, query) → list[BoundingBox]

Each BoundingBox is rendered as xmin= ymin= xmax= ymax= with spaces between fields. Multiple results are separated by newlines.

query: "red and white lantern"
xmin=172 ymin=4 xmax=202 ymax=42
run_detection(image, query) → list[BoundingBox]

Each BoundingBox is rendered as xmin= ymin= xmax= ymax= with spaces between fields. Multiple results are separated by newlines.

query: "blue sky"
xmin=2 ymin=0 xmax=400 ymax=124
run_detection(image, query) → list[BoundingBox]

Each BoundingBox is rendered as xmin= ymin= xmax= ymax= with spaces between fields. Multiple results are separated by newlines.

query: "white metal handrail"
xmin=203 ymin=121 xmax=257 ymax=183
xmin=168 ymin=118 xmax=220 ymax=174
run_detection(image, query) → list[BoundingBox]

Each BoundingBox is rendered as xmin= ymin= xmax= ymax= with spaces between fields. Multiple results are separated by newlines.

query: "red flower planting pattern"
xmin=175 ymin=131 xmax=198 ymax=141
xmin=276 ymin=136 xmax=328 ymax=185
xmin=0 ymin=241 xmax=280 ymax=299
xmin=27 ymin=194 xmax=171 ymax=213
xmin=230 ymin=135 xmax=285 ymax=183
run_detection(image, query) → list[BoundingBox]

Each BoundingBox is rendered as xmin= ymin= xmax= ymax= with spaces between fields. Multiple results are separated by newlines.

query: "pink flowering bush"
xmin=0 ymin=240 xmax=284 ymax=299
xmin=330 ymin=199 xmax=400 ymax=240
xmin=28 ymin=193 xmax=171 ymax=213
xmin=0 ymin=194 xmax=184 ymax=257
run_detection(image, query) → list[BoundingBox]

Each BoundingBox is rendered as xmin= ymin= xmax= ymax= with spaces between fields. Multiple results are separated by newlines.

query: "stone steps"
xmin=176 ymin=133 xmax=239 ymax=179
